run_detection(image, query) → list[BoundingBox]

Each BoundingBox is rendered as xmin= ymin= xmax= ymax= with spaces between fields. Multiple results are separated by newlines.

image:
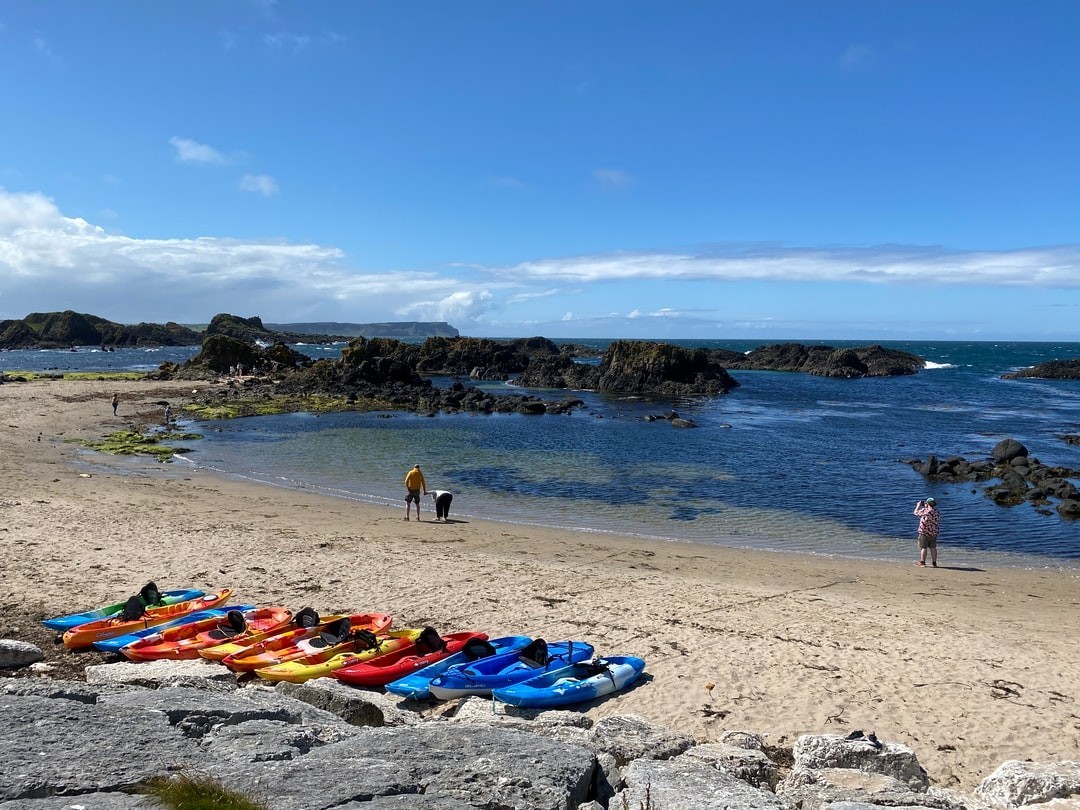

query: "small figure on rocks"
xmin=111 ymin=393 xmax=119 ymax=415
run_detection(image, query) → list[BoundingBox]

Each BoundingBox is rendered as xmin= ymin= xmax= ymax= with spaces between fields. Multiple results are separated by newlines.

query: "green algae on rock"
xmin=74 ymin=429 xmax=203 ymax=461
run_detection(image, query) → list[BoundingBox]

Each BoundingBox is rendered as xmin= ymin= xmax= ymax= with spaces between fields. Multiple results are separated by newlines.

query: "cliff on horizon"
xmin=264 ymin=320 xmax=459 ymax=339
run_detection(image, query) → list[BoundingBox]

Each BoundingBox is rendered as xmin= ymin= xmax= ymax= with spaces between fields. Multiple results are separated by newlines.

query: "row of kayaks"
xmin=42 ymin=584 xmax=646 ymax=709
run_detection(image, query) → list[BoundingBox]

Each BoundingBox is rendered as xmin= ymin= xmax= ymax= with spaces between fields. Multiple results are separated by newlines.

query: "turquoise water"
xmin=8 ymin=339 xmax=1079 ymax=567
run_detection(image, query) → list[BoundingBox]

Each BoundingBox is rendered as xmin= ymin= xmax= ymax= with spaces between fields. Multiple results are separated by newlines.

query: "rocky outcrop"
xmin=596 ymin=341 xmax=740 ymax=395
xmin=906 ymin=438 xmax=1080 ymax=518
xmin=413 ymin=336 xmax=567 ymax=380
xmin=204 ymin=313 xmax=351 ymax=345
xmin=518 ymin=341 xmax=740 ymax=396
xmin=0 ymin=310 xmax=202 ymax=349
xmin=722 ymin=343 xmax=923 ymax=378
xmin=1003 ymin=358 xmax=1080 ymax=380
xmin=169 ymin=335 xmax=314 ymax=379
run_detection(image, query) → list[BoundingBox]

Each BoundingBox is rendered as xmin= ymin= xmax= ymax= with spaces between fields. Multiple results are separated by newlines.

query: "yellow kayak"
xmin=255 ymin=628 xmax=423 ymax=684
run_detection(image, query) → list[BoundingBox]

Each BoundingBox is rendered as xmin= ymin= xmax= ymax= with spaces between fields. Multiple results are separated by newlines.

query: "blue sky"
xmin=1 ymin=2 xmax=1078 ymax=340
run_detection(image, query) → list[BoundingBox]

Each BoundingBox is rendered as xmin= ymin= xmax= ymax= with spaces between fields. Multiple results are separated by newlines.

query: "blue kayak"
xmin=93 ymin=606 xmax=254 ymax=652
xmin=385 ymin=635 xmax=532 ymax=700
xmin=493 ymin=655 xmax=646 ymax=708
xmin=428 ymin=639 xmax=595 ymax=700
xmin=42 ymin=588 xmax=206 ymax=631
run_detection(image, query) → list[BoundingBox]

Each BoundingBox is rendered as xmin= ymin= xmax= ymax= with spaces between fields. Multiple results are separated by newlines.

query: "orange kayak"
xmin=198 ymin=606 xmax=337 ymax=663
xmin=255 ymin=628 xmax=424 ymax=684
xmin=220 ymin=612 xmax=393 ymax=672
xmin=62 ymin=589 xmax=233 ymax=650
xmin=120 ymin=606 xmax=293 ymax=661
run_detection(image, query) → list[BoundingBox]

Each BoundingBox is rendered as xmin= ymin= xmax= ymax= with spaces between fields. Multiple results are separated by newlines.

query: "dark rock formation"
xmin=513 ymin=354 xmax=601 ymax=389
xmin=0 ymin=310 xmax=201 ymax=349
xmin=1002 ymin=358 xmax=1080 ymax=380
xmin=723 ymin=343 xmax=922 ymax=378
xmin=414 ymin=336 xmax=566 ymax=380
xmin=517 ymin=341 xmax=740 ymax=396
xmin=204 ymin=313 xmax=351 ymax=345
xmin=906 ymin=438 xmax=1080 ymax=518
xmin=168 ymin=335 xmax=313 ymax=379
xmin=271 ymin=338 xmax=584 ymax=416
xmin=596 ymin=341 xmax=740 ymax=396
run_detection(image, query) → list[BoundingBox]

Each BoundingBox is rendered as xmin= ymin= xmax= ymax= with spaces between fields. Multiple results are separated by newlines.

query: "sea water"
xmin=7 ymin=339 xmax=1080 ymax=567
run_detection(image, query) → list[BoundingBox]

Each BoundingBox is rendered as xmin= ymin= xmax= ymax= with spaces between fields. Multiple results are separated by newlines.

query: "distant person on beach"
xmin=163 ymin=404 xmax=172 ymax=424
xmin=913 ymin=497 xmax=940 ymax=567
xmin=403 ymin=464 xmax=428 ymax=521
xmin=430 ymin=489 xmax=453 ymax=522
xmin=111 ymin=393 xmax=119 ymax=415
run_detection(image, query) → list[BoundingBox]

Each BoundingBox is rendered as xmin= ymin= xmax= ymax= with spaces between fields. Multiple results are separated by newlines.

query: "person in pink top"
xmin=913 ymin=497 xmax=940 ymax=567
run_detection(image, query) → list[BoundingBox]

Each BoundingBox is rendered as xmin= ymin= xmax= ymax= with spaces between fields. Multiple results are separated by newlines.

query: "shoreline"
xmin=3 ymin=377 xmax=1080 ymax=791
xmin=169 ymin=447 xmax=1080 ymax=575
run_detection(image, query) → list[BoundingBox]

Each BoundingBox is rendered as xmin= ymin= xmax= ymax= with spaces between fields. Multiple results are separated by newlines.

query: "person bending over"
xmin=430 ymin=490 xmax=453 ymax=522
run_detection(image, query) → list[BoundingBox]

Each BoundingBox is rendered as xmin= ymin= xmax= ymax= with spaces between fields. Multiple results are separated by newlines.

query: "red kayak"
xmin=333 ymin=629 xmax=488 ymax=688
xmin=120 ymin=606 xmax=294 ymax=661
xmin=221 ymin=612 xmax=393 ymax=672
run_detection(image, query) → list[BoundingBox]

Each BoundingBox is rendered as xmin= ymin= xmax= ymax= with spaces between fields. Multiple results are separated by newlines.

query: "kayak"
xmin=428 ymin=639 xmax=595 ymax=700
xmin=43 ymin=587 xmax=205 ymax=631
xmin=197 ymin=605 xmax=330 ymax=663
xmin=384 ymin=635 xmax=532 ymax=700
xmin=492 ymin=655 xmax=646 ymax=708
xmin=219 ymin=612 xmax=393 ymax=672
xmin=332 ymin=629 xmax=488 ymax=688
xmin=120 ymin=606 xmax=294 ymax=661
xmin=93 ymin=606 xmax=254 ymax=652
xmin=255 ymin=628 xmax=424 ymax=684
xmin=62 ymin=589 xmax=233 ymax=650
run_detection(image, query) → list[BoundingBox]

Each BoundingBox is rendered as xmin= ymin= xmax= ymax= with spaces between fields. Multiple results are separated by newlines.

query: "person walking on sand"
xmin=913 ymin=497 xmax=940 ymax=567
xmin=430 ymin=489 xmax=453 ymax=522
xmin=111 ymin=393 xmax=119 ymax=415
xmin=403 ymin=464 xmax=428 ymax=521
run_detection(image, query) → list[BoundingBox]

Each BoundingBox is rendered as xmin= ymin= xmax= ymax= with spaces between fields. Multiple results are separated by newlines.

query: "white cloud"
xmin=497 ymin=245 xmax=1080 ymax=287
xmin=397 ymin=290 xmax=494 ymax=324
xmin=592 ymin=168 xmax=634 ymax=189
xmin=239 ymin=173 xmax=279 ymax=197
xmin=170 ymin=137 xmax=228 ymax=165
xmin=0 ymin=188 xmax=451 ymax=322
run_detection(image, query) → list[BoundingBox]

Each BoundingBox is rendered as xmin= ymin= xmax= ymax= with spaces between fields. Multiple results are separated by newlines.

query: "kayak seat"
xmin=519 ymin=638 xmax=549 ymax=669
xmin=139 ymin=581 xmax=164 ymax=607
xmin=461 ymin=638 xmax=497 ymax=661
xmin=318 ymin=618 xmax=352 ymax=647
xmin=293 ymin=607 xmax=320 ymax=628
xmin=415 ymin=627 xmax=447 ymax=655
xmin=576 ymin=660 xmax=611 ymax=678
xmin=217 ymin=610 xmax=247 ymax=637
xmin=119 ymin=594 xmax=148 ymax=622
xmin=352 ymin=629 xmax=379 ymax=651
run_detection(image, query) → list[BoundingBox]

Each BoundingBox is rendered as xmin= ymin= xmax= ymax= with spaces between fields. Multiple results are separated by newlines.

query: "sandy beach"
xmin=2 ymin=376 xmax=1078 ymax=792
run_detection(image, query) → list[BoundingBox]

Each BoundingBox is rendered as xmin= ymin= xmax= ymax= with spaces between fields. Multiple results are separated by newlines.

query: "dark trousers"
xmin=435 ymin=493 xmax=453 ymax=520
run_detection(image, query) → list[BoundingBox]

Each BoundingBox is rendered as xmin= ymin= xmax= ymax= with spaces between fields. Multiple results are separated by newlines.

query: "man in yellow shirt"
xmin=404 ymin=464 xmax=428 ymax=521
